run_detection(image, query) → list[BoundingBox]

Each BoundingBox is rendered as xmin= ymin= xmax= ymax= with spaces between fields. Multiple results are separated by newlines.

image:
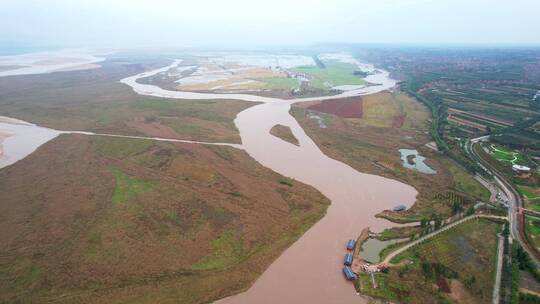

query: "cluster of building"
xmin=284 ymin=70 xmax=309 ymax=83
xmin=360 ymin=262 xmax=388 ymax=274
xmin=341 ymin=238 xmax=390 ymax=285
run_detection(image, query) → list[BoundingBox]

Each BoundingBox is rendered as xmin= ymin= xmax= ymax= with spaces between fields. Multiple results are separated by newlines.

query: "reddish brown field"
xmin=307 ymin=96 xmax=364 ymax=118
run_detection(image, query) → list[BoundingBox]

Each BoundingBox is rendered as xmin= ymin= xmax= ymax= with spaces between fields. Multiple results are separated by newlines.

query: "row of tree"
xmin=520 ymin=293 xmax=540 ymax=304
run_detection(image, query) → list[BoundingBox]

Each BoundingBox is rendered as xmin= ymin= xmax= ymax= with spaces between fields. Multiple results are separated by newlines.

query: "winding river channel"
xmin=0 ymin=57 xmax=418 ymax=303
xmin=121 ymin=60 xmax=418 ymax=304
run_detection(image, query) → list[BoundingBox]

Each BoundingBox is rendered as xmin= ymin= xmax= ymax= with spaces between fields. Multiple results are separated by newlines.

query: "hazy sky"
xmin=1 ymin=0 xmax=540 ymax=49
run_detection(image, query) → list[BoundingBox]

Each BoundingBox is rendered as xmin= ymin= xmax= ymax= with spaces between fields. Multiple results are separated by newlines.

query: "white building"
xmin=512 ymin=164 xmax=531 ymax=172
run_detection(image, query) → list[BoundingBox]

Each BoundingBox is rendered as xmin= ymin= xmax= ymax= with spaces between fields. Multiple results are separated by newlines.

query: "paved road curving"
xmin=469 ymin=137 xmax=540 ymax=266
xmin=382 ymin=214 xmax=506 ymax=265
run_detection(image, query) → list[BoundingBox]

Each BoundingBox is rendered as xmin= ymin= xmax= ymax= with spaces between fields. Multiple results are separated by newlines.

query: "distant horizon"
xmin=2 ymin=0 xmax=540 ymax=51
xmin=2 ymin=41 xmax=540 ymax=56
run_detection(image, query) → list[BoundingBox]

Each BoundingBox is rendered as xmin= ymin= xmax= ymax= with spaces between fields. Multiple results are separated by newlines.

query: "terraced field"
xmin=436 ymin=82 xmax=540 ymax=146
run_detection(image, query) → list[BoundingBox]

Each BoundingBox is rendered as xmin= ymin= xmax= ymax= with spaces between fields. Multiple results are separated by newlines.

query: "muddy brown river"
xmin=0 ymin=56 xmax=418 ymax=303
xmin=121 ymin=59 xmax=418 ymax=304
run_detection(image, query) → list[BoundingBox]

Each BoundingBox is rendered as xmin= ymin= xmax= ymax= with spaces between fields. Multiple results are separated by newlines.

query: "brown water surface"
xmin=121 ymin=58 xmax=418 ymax=303
xmin=0 ymin=55 xmax=418 ymax=303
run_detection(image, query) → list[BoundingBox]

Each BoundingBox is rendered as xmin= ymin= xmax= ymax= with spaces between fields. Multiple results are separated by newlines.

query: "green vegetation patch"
xmin=488 ymin=144 xmax=531 ymax=166
xmin=293 ymin=60 xmax=367 ymax=90
xmin=524 ymin=216 xmax=540 ymax=261
xmin=133 ymin=99 xmax=232 ymax=123
xmin=531 ymin=204 xmax=540 ymax=212
xmin=191 ymin=230 xmax=244 ymax=271
xmin=493 ymin=150 xmax=515 ymax=161
xmin=111 ymin=167 xmax=155 ymax=204
xmin=12 ymin=257 xmax=43 ymax=291
xmin=525 ymin=216 xmax=540 ymax=237
xmin=528 ymin=222 xmax=540 ymax=236
xmin=95 ymin=137 xmax=154 ymax=159
xmin=446 ymin=160 xmax=490 ymax=201
xmin=378 ymin=226 xmax=421 ymax=241
xmin=261 ymin=77 xmax=300 ymax=90
xmin=491 ymin=144 xmax=514 ymax=154
xmin=519 ymin=185 xmax=540 ymax=200
xmin=357 ymin=273 xmax=401 ymax=301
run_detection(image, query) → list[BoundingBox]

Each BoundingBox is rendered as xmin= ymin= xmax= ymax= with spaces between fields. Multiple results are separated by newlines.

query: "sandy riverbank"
xmin=0 ymin=50 xmax=105 ymax=77
xmin=0 ymin=118 xmax=60 ymax=169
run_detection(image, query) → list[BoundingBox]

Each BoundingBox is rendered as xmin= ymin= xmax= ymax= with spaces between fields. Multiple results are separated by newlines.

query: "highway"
xmin=468 ymin=136 xmax=540 ymax=265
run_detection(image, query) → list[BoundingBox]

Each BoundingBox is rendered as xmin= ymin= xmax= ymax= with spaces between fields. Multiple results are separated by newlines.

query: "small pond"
xmin=359 ymin=238 xmax=407 ymax=263
xmin=399 ymin=148 xmax=436 ymax=174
